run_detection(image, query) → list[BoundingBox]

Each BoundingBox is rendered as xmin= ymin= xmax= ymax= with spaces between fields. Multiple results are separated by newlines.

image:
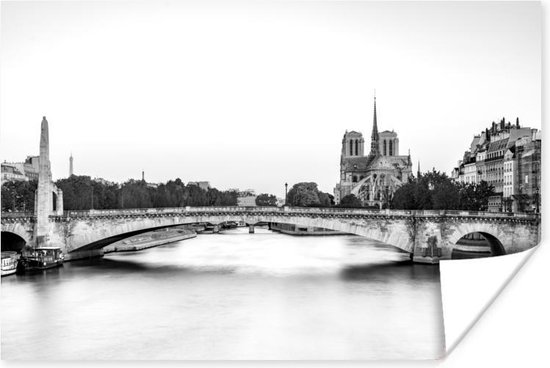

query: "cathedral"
xmin=334 ymin=97 xmax=413 ymax=208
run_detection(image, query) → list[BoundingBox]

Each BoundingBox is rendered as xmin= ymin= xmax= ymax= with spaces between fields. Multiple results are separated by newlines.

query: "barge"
xmin=1 ymin=251 xmax=18 ymax=277
xmin=16 ymin=247 xmax=64 ymax=274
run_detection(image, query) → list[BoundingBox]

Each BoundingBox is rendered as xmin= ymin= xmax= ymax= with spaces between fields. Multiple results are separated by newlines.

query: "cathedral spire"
xmin=417 ymin=161 xmax=421 ymax=178
xmin=370 ymin=93 xmax=379 ymax=156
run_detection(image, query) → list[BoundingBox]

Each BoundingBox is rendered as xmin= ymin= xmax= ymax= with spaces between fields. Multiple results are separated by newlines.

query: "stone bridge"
xmin=0 ymin=206 xmax=540 ymax=263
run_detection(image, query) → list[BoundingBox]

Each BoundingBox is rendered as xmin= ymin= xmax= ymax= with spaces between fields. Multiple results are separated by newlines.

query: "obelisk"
xmin=36 ymin=116 xmax=53 ymax=246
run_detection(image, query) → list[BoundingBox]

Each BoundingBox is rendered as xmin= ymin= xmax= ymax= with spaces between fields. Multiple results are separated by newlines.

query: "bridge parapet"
xmin=413 ymin=209 xmax=538 ymax=219
xmin=59 ymin=207 xmax=539 ymax=221
xmin=63 ymin=207 xmax=412 ymax=218
xmin=1 ymin=211 xmax=35 ymax=219
xmin=1 ymin=207 xmax=539 ymax=226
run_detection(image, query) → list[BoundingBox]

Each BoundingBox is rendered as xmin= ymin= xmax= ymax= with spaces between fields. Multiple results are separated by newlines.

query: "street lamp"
xmin=285 ymin=183 xmax=288 ymax=206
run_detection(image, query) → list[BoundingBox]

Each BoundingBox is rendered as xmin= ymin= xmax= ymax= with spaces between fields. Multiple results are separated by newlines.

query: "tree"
xmin=458 ymin=180 xmax=494 ymax=211
xmin=255 ymin=193 xmax=277 ymax=206
xmin=317 ymin=192 xmax=332 ymax=207
xmin=56 ymin=175 xmax=120 ymax=210
xmin=391 ymin=181 xmax=417 ymax=209
xmin=1 ymin=180 xmax=37 ymax=212
xmin=339 ymin=194 xmax=362 ymax=208
xmin=286 ymin=182 xmax=332 ymax=207
xmin=431 ymin=180 xmax=460 ymax=210
xmin=391 ymin=169 xmax=493 ymax=211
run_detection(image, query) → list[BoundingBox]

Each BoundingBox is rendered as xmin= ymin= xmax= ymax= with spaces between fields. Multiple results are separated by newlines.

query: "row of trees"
xmin=1 ymin=171 xmax=494 ymax=212
xmin=1 ymin=176 xmax=239 ymax=212
xmin=391 ymin=170 xmax=494 ymax=211
xmin=56 ymin=176 xmax=239 ymax=210
xmin=339 ymin=170 xmax=495 ymax=211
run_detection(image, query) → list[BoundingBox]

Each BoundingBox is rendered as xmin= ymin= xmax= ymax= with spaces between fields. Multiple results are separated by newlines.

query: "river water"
xmin=1 ymin=228 xmax=444 ymax=360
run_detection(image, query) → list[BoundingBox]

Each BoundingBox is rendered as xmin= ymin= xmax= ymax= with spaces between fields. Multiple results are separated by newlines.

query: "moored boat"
xmin=16 ymin=247 xmax=64 ymax=274
xmin=1 ymin=251 xmax=18 ymax=277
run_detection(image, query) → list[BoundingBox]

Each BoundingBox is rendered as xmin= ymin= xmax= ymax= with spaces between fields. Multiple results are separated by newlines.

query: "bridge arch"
xmin=65 ymin=213 xmax=414 ymax=255
xmin=447 ymin=222 xmax=507 ymax=259
xmin=250 ymin=217 xmax=412 ymax=253
xmin=0 ymin=222 xmax=32 ymax=250
xmin=1 ymin=231 xmax=29 ymax=252
xmin=450 ymin=231 xmax=505 ymax=259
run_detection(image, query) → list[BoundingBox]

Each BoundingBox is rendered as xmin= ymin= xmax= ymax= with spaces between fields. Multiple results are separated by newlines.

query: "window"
xmin=383 ymin=140 xmax=387 ymax=156
xmin=355 ymin=140 xmax=359 ymax=156
xmin=349 ymin=141 xmax=353 ymax=156
xmin=389 ymin=140 xmax=393 ymax=156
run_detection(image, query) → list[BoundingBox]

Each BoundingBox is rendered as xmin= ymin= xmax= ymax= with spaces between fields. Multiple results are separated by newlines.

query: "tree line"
xmin=1 ymin=171 xmax=494 ymax=212
xmin=339 ymin=170 xmax=494 ymax=211
xmin=1 ymin=176 xmax=238 ymax=211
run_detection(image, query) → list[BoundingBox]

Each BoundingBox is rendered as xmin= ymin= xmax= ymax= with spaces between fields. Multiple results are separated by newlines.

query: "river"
xmin=1 ymin=227 xmax=444 ymax=360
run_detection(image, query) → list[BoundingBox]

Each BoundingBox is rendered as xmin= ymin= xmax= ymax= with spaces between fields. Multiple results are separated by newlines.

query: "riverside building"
xmin=452 ymin=118 xmax=541 ymax=213
xmin=1 ymin=156 xmax=40 ymax=184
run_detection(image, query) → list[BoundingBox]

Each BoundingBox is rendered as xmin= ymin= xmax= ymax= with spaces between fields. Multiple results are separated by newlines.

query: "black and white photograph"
xmin=0 ymin=0 xmax=542 ymax=361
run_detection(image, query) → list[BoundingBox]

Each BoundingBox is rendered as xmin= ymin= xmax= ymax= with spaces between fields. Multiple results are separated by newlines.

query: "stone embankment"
xmin=104 ymin=227 xmax=196 ymax=253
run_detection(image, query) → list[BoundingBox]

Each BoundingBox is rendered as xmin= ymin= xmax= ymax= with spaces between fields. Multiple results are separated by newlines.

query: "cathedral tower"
xmin=341 ymin=131 xmax=364 ymax=158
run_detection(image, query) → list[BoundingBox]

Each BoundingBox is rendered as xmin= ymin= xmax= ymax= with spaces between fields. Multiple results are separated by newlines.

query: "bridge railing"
xmin=413 ymin=209 xmax=538 ymax=218
xmin=0 ymin=211 xmax=35 ymax=218
xmin=62 ymin=206 xmax=412 ymax=217
xmin=59 ymin=206 xmax=539 ymax=219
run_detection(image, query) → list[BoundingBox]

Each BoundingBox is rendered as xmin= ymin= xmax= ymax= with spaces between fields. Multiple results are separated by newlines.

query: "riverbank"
xmin=104 ymin=228 xmax=197 ymax=253
xmin=271 ymin=222 xmax=348 ymax=236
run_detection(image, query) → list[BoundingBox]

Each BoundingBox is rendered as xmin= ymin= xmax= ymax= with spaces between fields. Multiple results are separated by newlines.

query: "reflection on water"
xmin=1 ymin=228 xmax=444 ymax=360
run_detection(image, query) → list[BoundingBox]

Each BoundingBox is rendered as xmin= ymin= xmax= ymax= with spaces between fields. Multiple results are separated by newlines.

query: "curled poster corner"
xmin=440 ymin=245 xmax=540 ymax=356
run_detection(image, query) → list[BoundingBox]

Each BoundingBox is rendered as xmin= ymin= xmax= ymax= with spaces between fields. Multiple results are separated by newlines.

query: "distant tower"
xmin=142 ymin=170 xmax=145 ymax=182
xmin=69 ymin=153 xmax=74 ymax=177
xmin=370 ymin=95 xmax=380 ymax=156
xmin=417 ymin=161 xmax=421 ymax=178
xmin=36 ymin=116 xmax=53 ymax=246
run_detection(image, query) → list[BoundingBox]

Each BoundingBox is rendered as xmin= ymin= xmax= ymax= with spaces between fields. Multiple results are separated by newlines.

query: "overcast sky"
xmin=0 ymin=0 xmax=541 ymax=198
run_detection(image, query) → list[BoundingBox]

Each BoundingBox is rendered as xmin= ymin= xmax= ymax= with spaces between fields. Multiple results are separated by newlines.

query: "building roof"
xmin=343 ymin=131 xmax=363 ymax=139
xmin=342 ymin=154 xmax=410 ymax=172
xmin=506 ymin=127 xmax=532 ymax=148
xmin=341 ymin=156 xmax=375 ymax=171
xmin=1 ymin=164 xmax=24 ymax=175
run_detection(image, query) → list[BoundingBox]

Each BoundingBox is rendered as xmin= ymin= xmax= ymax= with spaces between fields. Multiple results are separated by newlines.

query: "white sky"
xmin=0 ymin=0 xmax=541 ymax=198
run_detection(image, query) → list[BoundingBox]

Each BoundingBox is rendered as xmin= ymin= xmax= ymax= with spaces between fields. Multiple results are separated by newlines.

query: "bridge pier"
xmin=249 ymin=225 xmax=255 ymax=234
xmin=212 ymin=224 xmax=220 ymax=233
xmin=412 ymin=235 xmax=442 ymax=264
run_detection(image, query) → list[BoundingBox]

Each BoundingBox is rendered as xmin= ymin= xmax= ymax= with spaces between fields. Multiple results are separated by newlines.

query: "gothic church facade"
xmin=334 ymin=98 xmax=412 ymax=208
